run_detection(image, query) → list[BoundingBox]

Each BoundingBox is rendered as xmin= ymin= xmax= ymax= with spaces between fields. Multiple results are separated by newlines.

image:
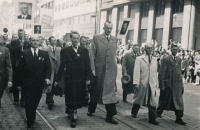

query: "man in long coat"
xmin=0 ymin=39 xmax=12 ymax=108
xmin=132 ymin=43 xmax=159 ymax=125
xmin=55 ymin=31 xmax=91 ymax=128
xmin=43 ymin=36 xmax=61 ymax=109
xmin=157 ymin=44 xmax=186 ymax=125
xmin=122 ymin=44 xmax=140 ymax=102
xmin=88 ymin=21 xmax=118 ymax=124
xmin=18 ymin=36 xmax=51 ymax=129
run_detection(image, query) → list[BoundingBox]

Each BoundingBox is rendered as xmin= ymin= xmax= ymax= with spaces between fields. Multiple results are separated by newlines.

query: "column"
xmin=111 ymin=8 xmax=118 ymax=36
xmin=99 ymin=10 xmax=107 ymax=34
xmin=147 ymin=1 xmax=155 ymax=42
xmin=181 ymin=0 xmax=196 ymax=49
xmin=162 ymin=0 xmax=172 ymax=49
xmin=133 ymin=3 xmax=141 ymax=44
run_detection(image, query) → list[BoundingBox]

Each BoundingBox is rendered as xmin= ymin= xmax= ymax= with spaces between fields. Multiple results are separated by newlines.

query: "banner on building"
xmin=117 ymin=18 xmax=132 ymax=39
xmin=14 ymin=0 xmax=36 ymax=24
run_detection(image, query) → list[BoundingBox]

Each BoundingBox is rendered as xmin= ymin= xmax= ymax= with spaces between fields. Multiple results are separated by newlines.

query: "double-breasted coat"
xmin=0 ymin=46 xmax=12 ymax=92
xmin=43 ymin=46 xmax=61 ymax=92
xmin=158 ymin=55 xmax=184 ymax=111
xmin=56 ymin=46 xmax=91 ymax=110
xmin=133 ymin=55 xmax=159 ymax=107
xmin=122 ymin=52 xmax=140 ymax=94
xmin=90 ymin=33 xmax=118 ymax=104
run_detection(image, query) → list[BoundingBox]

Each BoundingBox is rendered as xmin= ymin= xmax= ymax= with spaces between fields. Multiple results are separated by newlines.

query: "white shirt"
xmin=72 ymin=46 xmax=78 ymax=53
xmin=50 ymin=46 xmax=56 ymax=52
xmin=21 ymin=14 xmax=28 ymax=19
xmin=104 ymin=33 xmax=110 ymax=40
xmin=31 ymin=47 xmax=39 ymax=57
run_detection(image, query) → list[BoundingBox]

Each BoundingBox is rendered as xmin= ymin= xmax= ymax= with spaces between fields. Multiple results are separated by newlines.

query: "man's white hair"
xmin=20 ymin=3 xmax=28 ymax=9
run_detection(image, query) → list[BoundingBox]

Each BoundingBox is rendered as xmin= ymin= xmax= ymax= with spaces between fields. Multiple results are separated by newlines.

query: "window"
xmin=48 ymin=2 xmax=50 ymax=8
xmin=128 ymin=4 xmax=135 ymax=19
xmin=173 ymin=0 xmax=184 ymax=14
xmin=155 ymin=0 xmax=165 ymax=17
xmin=85 ymin=14 xmax=90 ymax=23
xmin=90 ymin=15 xmax=95 ymax=23
xmin=49 ymin=2 xmax=53 ymax=9
xmin=58 ymin=4 xmax=61 ymax=11
xmin=55 ymin=6 xmax=57 ymax=12
xmin=154 ymin=29 xmax=163 ymax=46
xmin=140 ymin=29 xmax=147 ymax=43
xmin=141 ymin=2 xmax=149 ymax=18
xmin=172 ymin=28 xmax=182 ymax=43
xmin=79 ymin=16 xmax=84 ymax=24
xmin=62 ymin=3 xmax=65 ymax=10
xmin=107 ymin=10 xmax=112 ymax=21
xmin=74 ymin=16 xmax=78 ymax=24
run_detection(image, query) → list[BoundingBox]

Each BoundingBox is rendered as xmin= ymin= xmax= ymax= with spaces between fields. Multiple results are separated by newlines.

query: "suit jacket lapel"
xmin=142 ymin=55 xmax=150 ymax=66
xmin=48 ymin=46 xmax=56 ymax=60
xmin=70 ymin=46 xmax=77 ymax=61
xmin=101 ymin=34 xmax=109 ymax=46
xmin=169 ymin=55 xmax=176 ymax=67
xmin=107 ymin=36 xmax=115 ymax=49
xmin=27 ymin=49 xmax=37 ymax=67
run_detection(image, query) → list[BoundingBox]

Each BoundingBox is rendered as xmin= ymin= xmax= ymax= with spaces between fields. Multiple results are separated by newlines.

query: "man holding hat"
xmin=131 ymin=43 xmax=159 ymax=125
xmin=122 ymin=44 xmax=140 ymax=102
xmin=157 ymin=43 xmax=186 ymax=125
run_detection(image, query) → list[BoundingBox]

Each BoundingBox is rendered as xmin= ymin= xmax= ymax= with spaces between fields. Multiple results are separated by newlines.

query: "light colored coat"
xmin=133 ymin=55 xmax=159 ymax=107
xmin=43 ymin=46 xmax=61 ymax=92
xmin=90 ymin=33 xmax=118 ymax=104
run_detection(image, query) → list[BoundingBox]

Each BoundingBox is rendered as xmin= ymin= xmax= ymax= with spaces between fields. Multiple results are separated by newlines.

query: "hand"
xmin=45 ymin=79 xmax=51 ymax=85
xmin=54 ymin=82 xmax=59 ymax=86
xmin=86 ymin=80 xmax=90 ymax=85
xmin=7 ymin=82 xmax=12 ymax=88
xmin=92 ymin=70 xmax=96 ymax=76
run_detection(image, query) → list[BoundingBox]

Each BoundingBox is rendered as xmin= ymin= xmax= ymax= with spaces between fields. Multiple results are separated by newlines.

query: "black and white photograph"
xmin=0 ymin=0 xmax=200 ymax=129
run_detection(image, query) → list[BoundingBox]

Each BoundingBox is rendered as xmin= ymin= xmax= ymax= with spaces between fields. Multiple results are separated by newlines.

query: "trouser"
xmin=20 ymin=86 xmax=25 ymax=103
xmin=0 ymin=90 xmax=3 ymax=107
xmin=46 ymin=92 xmax=54 ymax=104
xmin=123 ymin=91 xmax=128 ymax=100
xmin=88 ymin=100 xmax=117 ymax=118
xmin=12 ymin=87 xmax=19 ymax=102
xmin=131 ymin=86 xmax=157 ymax=120
xmin=67 ymin=109 xmax=77 ymax=121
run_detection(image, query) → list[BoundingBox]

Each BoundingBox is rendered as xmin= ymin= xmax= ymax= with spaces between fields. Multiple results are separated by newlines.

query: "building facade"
xmin=53 ymin=0 xmax=98 ymax=39
xmin=100 ymin=0 xmax=199 ymax=50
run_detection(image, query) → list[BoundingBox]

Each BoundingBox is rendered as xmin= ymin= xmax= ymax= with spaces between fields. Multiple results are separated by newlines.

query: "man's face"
xmin=30 ymin=37 xmax=39 ymax=48
xmin=171 ymin=46 xmax=179 ymax=56
xmin=50 ymin=38 xmax=57 ymax=46
xmin=80 ymin=38 xmax=87 ymax=48
xmin=145 ymin=46 xmax=153 ymax=55
xmin=18 ymin=31 xmax=24 ymax=40
xmin=39 ymin=37 xmax=44 ymax=44
xmin=71 ymin=34 xmax=80 ymax=47
xmin=123 ymin=23 xmax=128 ymax=30
xmin=36 ymin=27 xmax=40 ymax=31
xmin=12 ymin=34 xmax=19 ymax=40
xmin=103 ymin=23 xmax=113 ymax=36
xmin=133 ymin=46 xmax=140 ymax=53
xmin=21 ymin=4 xmax=28 ymax=15
xmin=25 ymin=35 xmax=29 ymax=41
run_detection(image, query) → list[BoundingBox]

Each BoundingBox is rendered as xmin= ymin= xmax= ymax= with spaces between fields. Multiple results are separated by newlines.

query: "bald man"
xmin=18 ymin=36 xmax=51 ymax=129
xmin=131 ymin=43 xmax=159 ymax=125
xmin=17 ymin=3 xmax=31 ymax=20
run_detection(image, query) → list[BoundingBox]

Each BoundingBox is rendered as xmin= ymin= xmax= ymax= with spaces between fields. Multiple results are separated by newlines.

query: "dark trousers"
xmin=131 ymin=86 xmax=157 ymax=120
xmin=25 ymin=86 xmax=43 ymax=126
xmin=88 ymin=100 xmax=117 ymax=118
xmin=46 ymin=92 xmax=54 ymax=104
xmin=12 ymin=87 xmax=19 ymax=102
xmin=20 ymin=87 xmax=25 ymax=103
xmin=123 ymin=91 xmax=128 ymax=100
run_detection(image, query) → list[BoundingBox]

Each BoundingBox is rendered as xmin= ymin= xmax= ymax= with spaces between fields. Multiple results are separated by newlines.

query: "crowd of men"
xmin=0 ymin=21 xmax=193 ymax=129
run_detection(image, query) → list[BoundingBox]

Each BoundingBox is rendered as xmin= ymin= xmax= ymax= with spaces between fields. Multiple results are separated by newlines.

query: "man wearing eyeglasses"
xmin=131 ymin=43 xmax=159 ymax=125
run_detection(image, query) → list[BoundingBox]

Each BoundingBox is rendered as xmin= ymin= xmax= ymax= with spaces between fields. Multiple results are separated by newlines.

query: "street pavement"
xmin=0 ymin=65 xmax=200 ymax=130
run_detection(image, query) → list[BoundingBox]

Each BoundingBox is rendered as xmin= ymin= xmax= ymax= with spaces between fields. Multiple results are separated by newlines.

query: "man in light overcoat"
xmin=88 ymin=21 xmax=118 ymax=124
xmin=157 ymin=44 xmax=186 ymax=125
xmin=132 ymin=43 xmax=159 ymax=125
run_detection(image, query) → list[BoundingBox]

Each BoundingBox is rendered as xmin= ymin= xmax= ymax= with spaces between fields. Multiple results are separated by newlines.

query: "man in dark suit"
xmin=18 ymin=36 xmax=51 ymax=129
xmin=17 ymin=3 xmax=31 ymax=20
xmin=55 ymin=31 xmax=91 ymax=128
xmin=122 ymin=44 xmax=140 ymax=102
xmin=157 ymin=44 xmax=186 ymax=125
xmin=0 ymin=39 xmax=12 ymax=108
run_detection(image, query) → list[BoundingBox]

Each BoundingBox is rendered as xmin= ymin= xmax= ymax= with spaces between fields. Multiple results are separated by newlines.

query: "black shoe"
xmin=175 ymin=119 xmax=186 ymax=125
xmin=123 ymin=99 xmax=127 ymax=103
xmin=149 ymin=120 xmax=159 ymax=125
xmin=105 ymin=117 xmax=118 ymax=124
xmin=27 ymin=124 xmax=33 ymax=130
xmin=131 ymin=114 xmax=137 ymax=118
xmin=70 ymin=121 xmax=76 ymax=128
xmin=87 ymin=111 xmax=93 ymax=116
xmin=48 ymin=103 xmax=53 ymax=109
xmin=20 ymin=101 xmax=25 ymax=107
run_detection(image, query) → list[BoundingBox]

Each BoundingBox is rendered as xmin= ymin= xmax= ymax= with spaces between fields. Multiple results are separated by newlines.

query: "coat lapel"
xmin=27 ymin=49 xmax=37 ymax=67
xmin=169 ymin=55 xmax=176 ymax=67
xmin=101 ymin=34 xmax=109 ymax=46
xmin=70 ymin=46 xmax=77 ymax=61
xmin=142 ymin=55 xmax=150 ymax=66
xmin=107 ymin=36 xmax=115 ymax=49
xmin=48 ymin=46 xmax=56 ymax=60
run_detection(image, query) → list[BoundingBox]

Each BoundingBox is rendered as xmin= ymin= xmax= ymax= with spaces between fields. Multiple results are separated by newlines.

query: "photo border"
xmin=32 ymin=24 xmax=43 ymax=36
xmin=117 ymin=18 xmax=132 ymax=39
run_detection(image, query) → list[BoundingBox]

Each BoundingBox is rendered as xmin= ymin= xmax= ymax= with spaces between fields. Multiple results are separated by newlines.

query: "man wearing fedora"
xmin=122 ymin=44 xmax=140 ymax=102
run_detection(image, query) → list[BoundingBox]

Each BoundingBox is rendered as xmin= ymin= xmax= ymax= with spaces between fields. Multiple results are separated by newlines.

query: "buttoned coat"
xmin=122 ymin=52 xmax=140 ymax=93
xmin=90 ymin=34 xmax=118 ymax=104
xmin=133 ymin=55 xmax=159 ymax=107
xmin=0 ymin=46 xmax=12 ymax=91
xmin=56 ymin=46 xmax=91 ymax=109
xmin=158 ymin=55 xmax=184 ymax=111
xmin=43 ymin=46 xmax=61 ymax=92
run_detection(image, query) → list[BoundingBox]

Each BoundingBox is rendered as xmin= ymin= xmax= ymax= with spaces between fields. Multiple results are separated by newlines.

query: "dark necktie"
xmin=174 ymin=56 xmax=176 ymax=61
xmin=34 ymin=49 xmax=37 ymax=60
xmin=107 ymin=37 xmax=109 ymax=42
xmin=53 ymin=47 xmax=55 ymax=56
xmin=148 ymin=55 xmax=151 ymax=63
